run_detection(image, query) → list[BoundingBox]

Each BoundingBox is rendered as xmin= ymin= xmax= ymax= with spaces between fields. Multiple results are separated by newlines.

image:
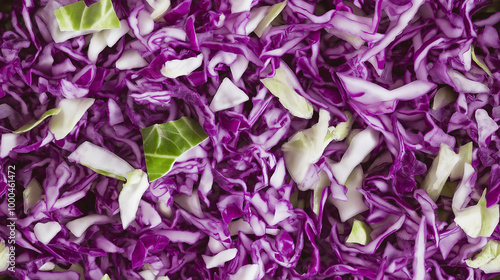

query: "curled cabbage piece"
xmin=455 ymin=190 xmax=499 ymax=238
xmin=467 ymin=240 xmax=500 ymax=274
xmin=282 ymin=109 xmax=337 ymax=185
xmin=118 ymin=169 xmax=150 ymax=229
xmin=421 ymin=144 xmax=460 ymax=201
xmin=49 ymin=98 xmax=95 ymax=140
xmin=68 ymin=141 xmax=134 ymax=181
xmin=261 ymin=67 xmax=314 ymax=119
xmin=161 ymin=54 xmax=203 ymax=78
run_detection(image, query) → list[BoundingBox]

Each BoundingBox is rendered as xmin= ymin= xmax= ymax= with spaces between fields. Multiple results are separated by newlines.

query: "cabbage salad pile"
xmin=0 ymin=0 xmax=499 ymax=279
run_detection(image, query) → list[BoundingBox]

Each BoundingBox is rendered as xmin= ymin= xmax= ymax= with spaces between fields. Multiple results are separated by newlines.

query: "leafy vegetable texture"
xmin=142 ymin=117 xmax=208 ymax=181
xmin=54 ymin=0 xmax=120 ymax=31
xmin=1 ymin=0 xmax=500 ymax=279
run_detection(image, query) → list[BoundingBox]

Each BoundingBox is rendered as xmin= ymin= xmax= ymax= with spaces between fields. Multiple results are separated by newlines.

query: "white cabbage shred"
xmin=330 ymin=127 xmax=379 ymax=185
xmin=202 ymin=248 xmax=238 ymax=268
xmin=421 ymin=144 xmax=460 ymax=201
xmin=261 ymin=67 xmax=314 ymax=119
xmin=230 ymin=0 xmax=253 ymax=13
xmin=146 ymin=0 xmax=171 ymax=20
xmin=0 ymin=240 xmax=8 ymax=272
xmin=209 ymin=78 xmax=249 ymax=112
xmin=115 ymin=49 xmax=149 ymax=70
xmin=282 ymin=109 xmax=338 ymax=185
xmin=49 ymin=98 xmax=95 ymax=140
xmin=230 ymin=55 xmax=249 ymax=82
xmin=118 ymin=169 xmax=150 ymax=229
xmin=161 ymin=54 xmax=204 ymax=78
xmin=329 ymin=165 xmax=369 ymax=222
xmin=69 ymin=142 xmax=150 ymax=229
xmin=229 ymin=264 xmax=260 ymax=280
xmin=66 ymin=215 xmax=113 ymax=238
xmin=68 ymin=141 xmax=134 ymax=180
xmin=33 ymin=221 xmax=62 ymax=245
xmin=455 ymin=190 xmax=499 ymax=238
xmin=0 ymin=133 xmax=18 ymax=158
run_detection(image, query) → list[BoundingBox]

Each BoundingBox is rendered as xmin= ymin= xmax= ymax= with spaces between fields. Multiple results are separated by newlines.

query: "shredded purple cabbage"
xmin=1 ymin=0 xmax=500 ymax=279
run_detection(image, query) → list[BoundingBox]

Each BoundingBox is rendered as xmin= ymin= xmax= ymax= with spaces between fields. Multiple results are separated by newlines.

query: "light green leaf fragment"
xmin=450 ymin=142 xmax=473 ymax=181
xmin=101 ymin=274 xmax=111 ymax=280
xmin=471 ymin=46 xmax=492 ymax=77
xmin=346 ymin=220 xmax=372 ymax=245
xmin=14 ymin=108 xmax=61 ymax=134
xmin=421 ymin=144 xmax=460 ymax=201
xmin=261 ymin=68 xmax=313 ymax=119
xmin=326 ymin=28 xmax=364 ymax=49
xmin=142 ymin=117 xmax=208 ymax=181
xmin=331 ymin=111 xmax=353 ymax=141
xmin=282 ymin=109 xmax=336 ymax=185
xmin=53 ymin=263 xmax=84 ymax=278
xmin=466 ymin=240 xmax=500 ymax=274
xmin=432 ymin=86 xmax=456 ymax=110
xmin=254 ymin=1 xmax=287 ymax=37
xmin=455 ymin=190 xmax=499 ymax=238
xmin=54 ymin=0 xmax=120 ymax=32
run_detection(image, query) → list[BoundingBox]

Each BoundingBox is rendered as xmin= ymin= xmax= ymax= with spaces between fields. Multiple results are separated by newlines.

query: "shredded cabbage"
xmin=54 ymin=0 xmax=120 ymax=31
xmin=466 ymin=240 xmax=500 ymax=274
xmin=49 ymin=98 xmax=95 ymax=140
xmin=3 ymin=0 xmax=500 ymax=278
xmin=346 ymin=220 xmax=372 ymax=245
xmin=261 ymin=67 xmax=314 ymax=119
xmin=455 ymin=190 xmax=499 ymax=238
